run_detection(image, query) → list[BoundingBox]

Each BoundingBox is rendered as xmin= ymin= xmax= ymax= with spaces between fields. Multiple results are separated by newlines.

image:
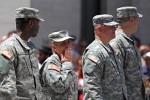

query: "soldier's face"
xmin=132 ymin=17 xmax=139 ymax=32
xmin=53 ymin=40 xmax=70 ymax=56
xmin=30 ymin=19 xmax=40 ymax=37
xmin=102 ymin=25 xmax=116 ymax=40
xmin=129 ymin=17 xmax=139 ymax=33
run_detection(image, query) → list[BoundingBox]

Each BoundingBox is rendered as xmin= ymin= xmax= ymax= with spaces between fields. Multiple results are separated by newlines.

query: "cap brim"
xmin=138 ymin=13 xmax=143 ymax=18
xmin=52 ymin=36 xmax=74 ymax=42
xmin=37 ymin=17 xmax=44 ymax=21
xmin=103 ymin=21 xmax=118 ymax=26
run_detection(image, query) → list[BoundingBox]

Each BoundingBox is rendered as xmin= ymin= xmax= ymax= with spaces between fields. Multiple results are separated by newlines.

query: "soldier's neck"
xmin=118 ymin=25 xmax=132 ymax=37
xmin=16 ymin=30 xmax=30 ymax=41
xmin=95 ymin=35 xmax=109 ymax=46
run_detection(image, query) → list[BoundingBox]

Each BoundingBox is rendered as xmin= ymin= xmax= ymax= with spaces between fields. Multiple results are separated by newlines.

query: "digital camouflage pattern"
xmin=40 ymin=53 xmax=78 ymax=100
xmin=0 ymin=34 xmax=42 ymax=100
xmin=16 ymin=7 xmax=44 ymax=21
xmin=110 ymin=29 xmax=145 ymax=100
xmin=92 ymin=14 xmax=118 ymax=26
xmin=117 ymin=6 xmax=142 ymax=18
xmin=48 ymin=30 xmax=74 ymax=42
xmin=82 ymin=39 xmax=127 ymax=100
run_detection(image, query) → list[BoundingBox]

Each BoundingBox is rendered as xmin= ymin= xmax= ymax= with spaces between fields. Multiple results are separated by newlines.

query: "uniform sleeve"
xmin=43 ymin=61 xmax=74 ymax=93
xmin=82 ymin=51 xmax=104 ymax=99
xmin=0 ymin=46 xmax=17 ymax=100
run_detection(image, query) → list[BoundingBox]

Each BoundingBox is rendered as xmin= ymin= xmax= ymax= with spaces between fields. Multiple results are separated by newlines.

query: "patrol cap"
xmin=93 ymin=14 xmax=118 ymax=26
xmin=48 ymin=30 xmax=74 ymax=42
xmin=15 ymin=7 xmax=44 ymax=21
xmin=117 ymin=6 xmax=143 ymax=18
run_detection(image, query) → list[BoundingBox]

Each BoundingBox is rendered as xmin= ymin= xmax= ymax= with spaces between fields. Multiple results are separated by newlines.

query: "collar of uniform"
xmin=95 ymin=39 xmax=113 ymax=54
xmin=53 ymin=53 xmax=61 ymax=62
xmin=14 ymin=34 xmax=30 ymax=50
xmin=44 ymin=53 xmax=60 ymax=63
xmin=116 ymin=28 xmax=134 ymax=43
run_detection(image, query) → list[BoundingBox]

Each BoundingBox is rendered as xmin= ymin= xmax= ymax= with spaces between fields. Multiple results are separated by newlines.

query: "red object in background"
xmin=78 ymin=78 xmax=83 ymax=100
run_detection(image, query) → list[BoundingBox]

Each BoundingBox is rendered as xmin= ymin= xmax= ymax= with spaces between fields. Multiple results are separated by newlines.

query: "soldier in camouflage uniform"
xmin=0 ymin=7 xmax=44 ymax=100
xmin=40 ymin=30 xmax=78 ymax=100
xmin=110 ymin=6 xmax=145 ymax=100
xmin=82 ymin=14 xmax=128 ymax=100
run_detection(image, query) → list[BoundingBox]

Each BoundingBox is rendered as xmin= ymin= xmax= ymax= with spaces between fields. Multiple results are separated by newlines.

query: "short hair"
xmin=15 ymin=18 xmax=35 ymax=30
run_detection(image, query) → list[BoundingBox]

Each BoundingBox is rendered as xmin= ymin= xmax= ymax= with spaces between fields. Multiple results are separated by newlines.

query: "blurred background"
xmin=0 ymin=0 xmax=150 ymax=48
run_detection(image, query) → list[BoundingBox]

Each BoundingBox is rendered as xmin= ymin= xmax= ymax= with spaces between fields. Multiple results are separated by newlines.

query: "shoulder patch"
xmin=48 ymin=64 xmax=60 ymax=71
xmin=2 ymin=50 xmax=13 ymax=59
xmin=88 ymin=55 xmax=100 ymax=63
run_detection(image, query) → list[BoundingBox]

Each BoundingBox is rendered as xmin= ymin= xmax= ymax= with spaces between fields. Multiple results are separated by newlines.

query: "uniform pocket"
xmin=16 ymin=52 xmax=33 ymax=79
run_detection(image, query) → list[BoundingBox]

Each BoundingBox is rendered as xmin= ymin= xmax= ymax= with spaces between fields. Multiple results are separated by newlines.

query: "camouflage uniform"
xmin=110 ymin=6 xmax=145 ymax=100
xmin=0 ymin=34 xmax=42 ymax=100
xmin=40 ymin=53 xmax=78 ymax=100
xmin=40 ymin=30 xmax=78 ymax=100
xmin=82 ymin=39 xmax=127 ymax=100
xmin=110 ymin=29 xmax=145 ymax=100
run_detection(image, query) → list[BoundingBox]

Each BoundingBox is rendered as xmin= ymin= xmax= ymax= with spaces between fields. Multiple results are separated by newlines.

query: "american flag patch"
xmin=88 ymin=55 xmax=99 ymax=63
xmin=2 ymin=50 xmax=13 ymax=59
xmin=48 ymin=64 xmax=60 ymax=71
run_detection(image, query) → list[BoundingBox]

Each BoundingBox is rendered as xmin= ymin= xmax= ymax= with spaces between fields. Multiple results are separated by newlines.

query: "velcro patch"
xmin=48 ymin=64 xmax=60 ymax=71
xmin=88 ymin=55 xmax=99 ymax=63
xmin=2 ymin=50 xmax=13 ymax=59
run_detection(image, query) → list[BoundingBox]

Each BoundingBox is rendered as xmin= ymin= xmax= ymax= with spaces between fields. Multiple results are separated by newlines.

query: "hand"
xmin=61 ymin=48 xmax=72 ymax=63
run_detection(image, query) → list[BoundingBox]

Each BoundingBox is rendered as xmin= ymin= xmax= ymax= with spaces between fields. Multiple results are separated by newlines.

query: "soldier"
xmin=110 ymin=6 xmax=145 ymax=100
xmin=0 ymin=7 xmax=44 ymax=100
xmin=40 ymin=30 xmax=78 ymax=100
xmin=82 ymin=14 xmax=127 ymax=100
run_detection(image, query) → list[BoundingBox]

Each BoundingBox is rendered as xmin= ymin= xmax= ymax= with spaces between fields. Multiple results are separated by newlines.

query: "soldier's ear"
xmin=95 ymin=24 xmax=101 ymax=30
xmin=51 ymin=43 xmax=56 ymax=50
xmin=29 ymin=20 xmax=33 ymax=27
xmin=97 ymin=25 xmax=102 ymax=32
xmin=129 ymin=17 xmax=135 ymax=23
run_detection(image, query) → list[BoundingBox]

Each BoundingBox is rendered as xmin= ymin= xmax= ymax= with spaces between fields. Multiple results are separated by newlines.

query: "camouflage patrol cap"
xmin=48 ymin=30 xmax=74 ymax=42
xmin=93 ymin=14 xmax=118 ymax=26
xmin=15 ymin=7 xmax=44 ymax=21
xmin=117 ymin=6 xmax=143 ymax=18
